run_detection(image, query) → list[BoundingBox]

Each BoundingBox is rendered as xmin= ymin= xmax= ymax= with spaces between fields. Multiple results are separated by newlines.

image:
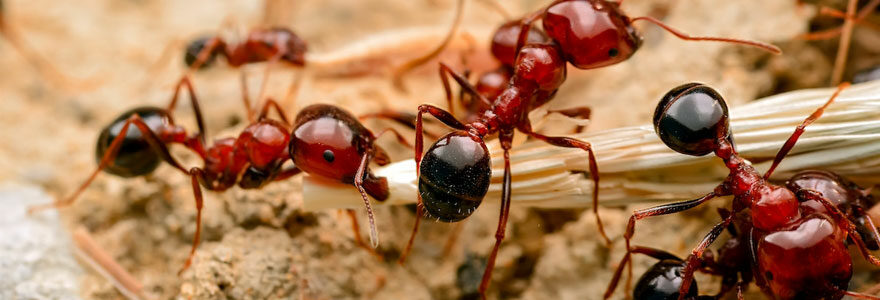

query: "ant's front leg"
xmin=676 ymin=214 xmax=735 ymax=300
xmin=165 ymin=75 xmax=208 ymax=146
xmin=439 ymin=62 xmax=491 ymax=116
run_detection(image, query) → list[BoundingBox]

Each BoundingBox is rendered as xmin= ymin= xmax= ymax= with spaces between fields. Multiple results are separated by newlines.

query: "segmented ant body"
xmin=29 ymin=76 xmax=405 ymax=273
xmin=613 ymin=82 xmax=880 ymax=300
xmin=184 ymin=27 xmax=307 ymax=70
xmin=399 ymin=0 xmax=780 ymax=297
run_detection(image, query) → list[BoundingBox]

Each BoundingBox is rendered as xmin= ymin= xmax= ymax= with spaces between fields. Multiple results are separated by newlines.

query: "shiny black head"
xmin=96 ymin=107 xmax=169 ymax=177
xmin=184 ymin=36 xmax=222 ymax=69
xmin=419 ymin=131 xmax=491 ymax=222
xmin=654 ymin=83 xmax=730 ymax=156
xmin=634 ymin=259 xmax=699 ymax=300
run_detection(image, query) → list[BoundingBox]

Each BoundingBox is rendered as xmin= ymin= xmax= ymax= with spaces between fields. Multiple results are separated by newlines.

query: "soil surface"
xmin=2 ymin=0 xmax=879 ymax=299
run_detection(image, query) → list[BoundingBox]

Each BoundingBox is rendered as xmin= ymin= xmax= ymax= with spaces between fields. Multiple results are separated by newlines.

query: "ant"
xmin=28 ymin=75 xmax=408 ymax=273
xmin=184 ymin=27 xmax=307 ymax=71
xmin=398 ymin=0 xmax=780 ymax=297
xmin=614 ymin=82 xmax=880 ymax=299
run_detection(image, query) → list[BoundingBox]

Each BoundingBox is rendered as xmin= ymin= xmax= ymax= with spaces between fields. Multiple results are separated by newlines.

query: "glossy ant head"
xmin=289 ymin=104 xmax=375 ymax=184
xmin=542 ymin=0 xmax=641 ymax=69
xmin=184 ymin=37 xmax=223 ymax=69
xmin=634 ymin=258 xmax=699 ymax=300
xmin=513 ymin=43 xmax=567 ymax=92
xmin=653 ymin=83 xmax=730 ymax=156
xmin=95 ymin=107 xmax=171 ymax=177
xmin=491 ymin=19 xmax=551 ymax=66
xmin=419 ymin=131 xmax=491 ymax=222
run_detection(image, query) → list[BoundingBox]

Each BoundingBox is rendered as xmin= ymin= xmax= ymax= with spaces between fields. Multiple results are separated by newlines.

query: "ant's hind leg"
xmin=179 ymin=168 xmax=208 ymax=275
xmin=28 ymin=115 xmax=188 ymax=214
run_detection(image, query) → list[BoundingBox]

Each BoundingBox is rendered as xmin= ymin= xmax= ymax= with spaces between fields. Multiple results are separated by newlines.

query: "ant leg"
xmin=800 ymin=190 xmax=880 ymax=266
xmin=179 ymin=167 xmax=208 ymax=275
xmin=354 ymin=152 xmax=380 ymax=248
xmin=514 ymin=11 xmax=543 ymax=54
xmin=629 ymin=16 xmax=781 ymax=54
xmin=391 ymin=0 xmax=465 ymax=92
xmin=240 ymin=72 xmax=256 ymax=123
xmin=345 ymin=209 xmax=383 ymax=260
xmin=843 ymin=290 xmax=880 ymax=300
xmin=257 ymin=98 xmax=291 ymax=125
xmin=0 ymin=9 xmax=99 ymax=91
xmin=399 ymin=104 xmax=468 ymax=264
xmin=763 ymin=83 xmax=849 ymax=179
xmin=165 ymin=76 xmax=208 ymax=143
xmin=676 ymin=214 xmax=735 ymax=300
xmin=477 ymin=147 xmax=514 ymax=298
xmin=28 ymin=115 xmax=189 ymax=213
xmin=439 ymin=62 xmax=492 ymax=115
xmin=525 ymin=132 xmax=611 ymax=246
xmin=620 ymin=189 xmax=725 ymax=295
xmin=604 ymin=246 xmax=681 ymax=299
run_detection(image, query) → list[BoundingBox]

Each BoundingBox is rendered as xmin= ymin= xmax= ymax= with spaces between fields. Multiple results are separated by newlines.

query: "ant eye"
xmin=323 ymin=150 xmax=335 ymax=163
xmin=608 ymin=48 xmax=619 ymax=57
xmin=653 ymin=83 xmax=729 ymax=156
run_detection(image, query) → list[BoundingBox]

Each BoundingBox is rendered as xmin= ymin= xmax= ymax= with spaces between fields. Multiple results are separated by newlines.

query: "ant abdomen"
xmin=184 ymin=37 xmax=222 ymax=69
xmin=419 ymin=131 xmax=491 ymax=222
xmin=653 ymin=83 xmax=730 ymax=156
xmin=95 ymin=107 xmax=170 ymax=177
xmin=634 ymin=259 xmax=699 ymax=300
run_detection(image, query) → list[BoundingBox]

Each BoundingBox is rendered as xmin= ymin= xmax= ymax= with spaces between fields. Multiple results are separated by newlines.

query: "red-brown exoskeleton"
xmin=616 ymin=82 xmax=880 ymax=300
xmin=28 ymin=76 xmax=406 ymax=273
xmin=399 ymin=1 xmax=781 ymax=297
xmin=184 ymin=27 xmax=307 ymax=70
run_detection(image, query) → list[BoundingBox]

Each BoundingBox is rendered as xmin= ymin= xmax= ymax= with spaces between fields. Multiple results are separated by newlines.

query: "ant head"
xmin=419 ymin=131 xmax=491 ymax=222
xmin=491 ymin=20 xmax=551 ymax=67
xmin=184 ymin=37 xmax=223 ymax=69
xmin=542 ymin=0 xmax=641 ymax=70
xmin=237 ymin=119 xmax=291 ymax=171
xmin=653 ymin=83 xmax=730 ymax=156
xmin=634 ymin=259 xmax=698 ymax=299
xmin=513 ymin=44 xmax=567 ymax=92
xmin=289 ymin=104 xmax=372 ymax=183
xmin=96 ymin=107 xmax=170 ymax=177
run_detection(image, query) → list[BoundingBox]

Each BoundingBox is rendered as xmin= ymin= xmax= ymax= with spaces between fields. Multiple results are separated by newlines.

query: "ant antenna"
xmin=391 ymin=0 xmax=465 ymax=92
xmin=630 ymin=16 xmax=782 ymax=55
xmin=763 ymin=82 xmax=849 ymax=179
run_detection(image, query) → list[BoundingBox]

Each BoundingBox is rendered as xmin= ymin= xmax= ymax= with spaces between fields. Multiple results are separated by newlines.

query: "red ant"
xmin=28 ymin=75 xmax=408 ymax=273
xmin=184 ymin=27 xmax=307 ymax=70
xmin=398 ymin=0 xmax=780 ymax=297
xmin=613 ymin=82 xmax=880 ymax=299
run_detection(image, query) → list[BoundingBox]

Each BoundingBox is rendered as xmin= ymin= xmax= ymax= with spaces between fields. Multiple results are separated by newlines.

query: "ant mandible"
xmin=399 ymin=0 xmax=780 ymax=297
xmin=28 ymin=75 xmax=408 ymax=273
xmin=617 ymin=82 xmax=880 ymax=300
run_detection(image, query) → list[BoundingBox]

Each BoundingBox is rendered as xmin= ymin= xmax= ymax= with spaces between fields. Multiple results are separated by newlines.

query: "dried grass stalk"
xmin=302 ymin=80 xmax=880 ymax=211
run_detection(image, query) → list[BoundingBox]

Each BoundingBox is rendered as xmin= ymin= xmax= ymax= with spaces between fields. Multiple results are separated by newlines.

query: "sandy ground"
xmin=2 ymin=0 xmax=879 ymax=299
